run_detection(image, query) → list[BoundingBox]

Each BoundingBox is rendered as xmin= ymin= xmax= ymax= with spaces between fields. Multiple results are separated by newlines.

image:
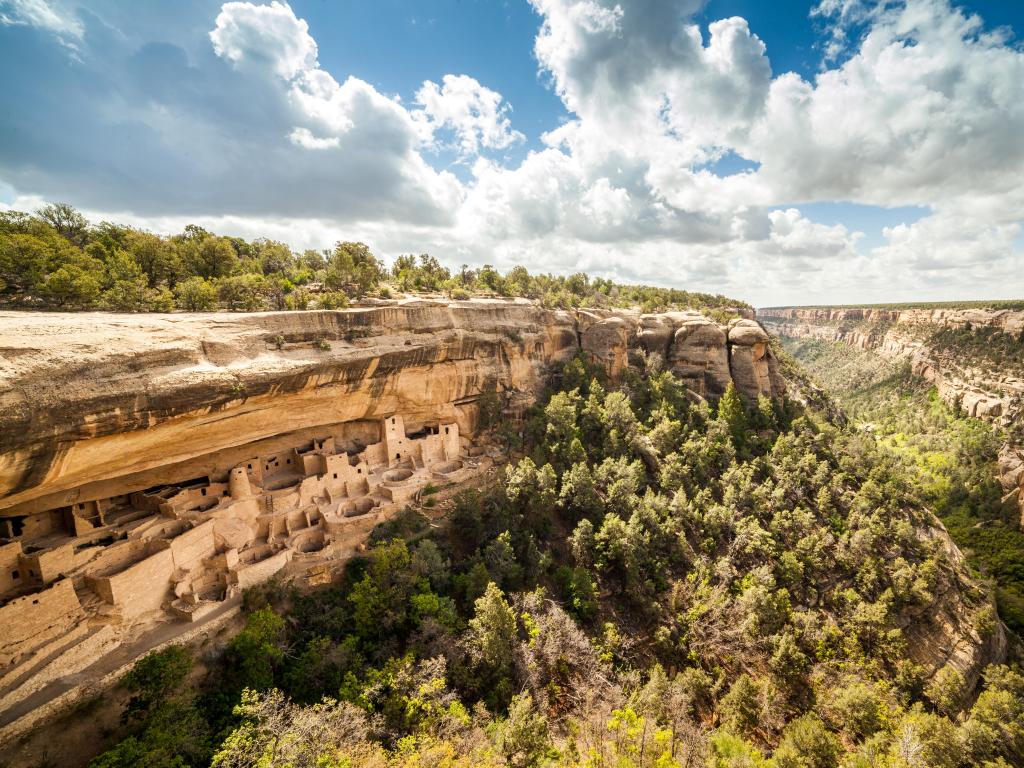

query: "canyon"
xmin=759 ymin=306 xmax=1024 ymax=529
xmin=0 ymin=298 xmax=784 ymax=741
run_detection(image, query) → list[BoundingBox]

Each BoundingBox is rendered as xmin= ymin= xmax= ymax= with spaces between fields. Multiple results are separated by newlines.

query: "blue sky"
xmin=1 ymin=0 xmax=1022 ymax=305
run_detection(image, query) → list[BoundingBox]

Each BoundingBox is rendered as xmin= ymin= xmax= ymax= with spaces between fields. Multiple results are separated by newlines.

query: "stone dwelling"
xmin=0 ymin=415 xmax=488 ymax=716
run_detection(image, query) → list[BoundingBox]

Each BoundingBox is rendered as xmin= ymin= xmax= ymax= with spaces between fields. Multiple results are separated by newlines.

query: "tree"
xmin=120 ymin=645 xmax=193 ymax=723
xmin=40 ymin=262 xmax=102 ymax=307
xmin=348 ymin=539 xmax=422 ymax=640
xmin=959 ymin=665 xmax=1024 ymax=766
xmin=218 ymin=273 xmax=268 ymax=311
xmin=102 ymin=250 xmax=151 ymax=311
xmin=325 ymin=241 xmax=384 ymax=296
xmin=186 ymin=235 xmax=239 ymax=279
xmin=210 ymin=688 xmax=372 ymax=768
xmin=717 ymin=382 xmax=748 ymax=451
xmin=254 ymin=239 xmax=294 ymax=275
xmin=227 ymin=607 xmax=286 ymax=691
xmin=772 ymin=713 xmax=840 ymax=768
xmin=721 ymin=674 xmax=761 ymax=737
xmin=888 ymin=706 xmax=960 ymax=768
xmin=126 ymin=231 xmax=181 ymax=288
xmin=925 ymin=664 xmax=965 ymax=717
xmin=494 ymin=692 xmax=549 ymax=768
xmin=0 ymin=232 xmax=56 ymax=296
xmin=36 ymin=202 xmax=89 ymax=245
xmin=174 ymin=276 xmax=217 ymax=311
xmin=469 ymin=582 xmax=517 ymax=708
xmin=559 ymin=461 xmax=603 ymax=520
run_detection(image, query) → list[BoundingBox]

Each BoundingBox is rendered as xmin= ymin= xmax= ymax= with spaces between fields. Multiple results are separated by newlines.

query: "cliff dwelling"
xmin=0 ymin=300 xmax=788 ymax=740
xmin=0 ymin=414 xmax=490 ymax=720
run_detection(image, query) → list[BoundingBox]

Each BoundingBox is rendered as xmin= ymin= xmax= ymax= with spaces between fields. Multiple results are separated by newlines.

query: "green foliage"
xmin=771 ymin=713 xmax=840 ymax=768
xmin=784 ymin=337 xmax=1024 ymax=634
xmin=717 ymin=381 xmax=749 ymax=452
xmin=492 ymin=692 xmax=550 ymax=768
xmin=85 ymin=350 xmax=1024 ymax=768
xmin=0 ymin=203 xmax=753 ymax=313
xmin=120 ymin=645 xmax=193 ymax=723
xmin=227 ymin=607 xmax=286 ymax=691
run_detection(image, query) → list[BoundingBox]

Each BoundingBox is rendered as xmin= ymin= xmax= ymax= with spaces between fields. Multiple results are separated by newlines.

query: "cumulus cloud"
xmin=0 ymin=0 xmax=1021 ymax=305
xmin=287 ymin=127 xmax=339 ymax=150
xmin=210 ymin=0 xmax=317 ymax=79
xmin=414 ymin=74 xmax=525 ymax=158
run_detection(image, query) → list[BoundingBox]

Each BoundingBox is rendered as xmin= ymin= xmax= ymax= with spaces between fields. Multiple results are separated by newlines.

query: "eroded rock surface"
xmin=0 ymin=299 xmax=788 ymax=737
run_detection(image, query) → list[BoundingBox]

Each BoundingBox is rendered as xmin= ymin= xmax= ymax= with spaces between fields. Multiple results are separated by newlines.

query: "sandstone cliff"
xmin=0 ymin=300 xmax=782 ymax=518
xmin=0 ymin=300 xmax=1005 ymax=743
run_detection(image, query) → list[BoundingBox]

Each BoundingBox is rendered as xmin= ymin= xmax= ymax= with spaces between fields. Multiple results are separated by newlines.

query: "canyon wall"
xmin=0 ymin=299 xmax=1006 ymax=740
xmin=759 ymin=305 xmax=1024 ymax=527
xmin=0 ymin=300 xmax=782 ymax=519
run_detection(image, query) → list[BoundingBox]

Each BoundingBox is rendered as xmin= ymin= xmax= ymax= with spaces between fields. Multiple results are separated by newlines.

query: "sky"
xmin=0 ymin=0 xmax=1022 ymax=307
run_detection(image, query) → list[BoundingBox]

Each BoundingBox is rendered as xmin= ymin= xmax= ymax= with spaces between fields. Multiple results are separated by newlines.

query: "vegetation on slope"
xmin=81 ymin=353 xmax=1024 ymax=768
xmin=0 ymin=203 xmax=746 ymax=314
xmin=927 ymin=326 xmax=1024 ymax=377
xmin=782 ymin=337 xmax=1024 ymax=635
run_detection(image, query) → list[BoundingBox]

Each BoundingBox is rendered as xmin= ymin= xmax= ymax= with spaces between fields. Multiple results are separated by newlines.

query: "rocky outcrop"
xmin=905 ymin=520 xmax=1008 ymax=702
xmin=585 ymin=310 xmax=784 ymax=401
xmin=0 ymin=300 xmax=783 ymax=518
xmin=760 ymin=305 xmax=1024 ymax=335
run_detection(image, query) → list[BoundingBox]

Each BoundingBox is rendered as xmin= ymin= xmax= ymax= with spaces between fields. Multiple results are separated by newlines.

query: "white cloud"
xmin=414 ymin=74 xmax=524 ymax=158
xmin=287 ymin=127 xmax=339 ymax=150
xmin=210 ymin=0 xmax=317 ymax=80
xmin=1 ymin=0 xmax=1022 ymax=306
xmin=0 ymin=0 xmax=81 ymax=45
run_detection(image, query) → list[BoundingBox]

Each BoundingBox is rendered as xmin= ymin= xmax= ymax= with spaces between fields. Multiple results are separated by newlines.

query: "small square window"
xmin=11 ymin=569 xmax=19 ymax=580
xmin=333 ymin=473 xmax=338 ymax=480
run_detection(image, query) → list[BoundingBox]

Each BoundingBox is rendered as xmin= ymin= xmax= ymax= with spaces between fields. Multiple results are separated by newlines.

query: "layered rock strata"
xmin=0 ymin=299 xmax=788 ymax=734
xmin=0 ymin=298 xmax=1006 ymax=738
xmin=1 ymin=302 xmax=783 ymax=517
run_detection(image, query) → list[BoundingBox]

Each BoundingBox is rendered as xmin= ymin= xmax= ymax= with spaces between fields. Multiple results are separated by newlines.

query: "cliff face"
xmin=759 ymin=306 xmax=1024 ymax=527
xmin=0 ymin=300 xmax=1007 ymax=741
xmin=0 ymin=301 xmax=783 ymax=517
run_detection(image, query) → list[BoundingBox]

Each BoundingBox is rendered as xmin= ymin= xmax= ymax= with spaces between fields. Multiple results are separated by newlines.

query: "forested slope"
xmin=65 ymin=353 xmax=1024 ymax=768
xmin=781 ymin=337 xmax=1024 ymax=636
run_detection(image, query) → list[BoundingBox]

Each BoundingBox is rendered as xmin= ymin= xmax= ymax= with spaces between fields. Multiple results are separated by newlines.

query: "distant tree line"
xmin=0 ymin=202 xmax=748 ymax=314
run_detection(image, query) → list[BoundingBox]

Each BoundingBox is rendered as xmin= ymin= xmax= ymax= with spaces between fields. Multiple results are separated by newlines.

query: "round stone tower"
xmin=228 ymin=466 xmax=253 ymax=499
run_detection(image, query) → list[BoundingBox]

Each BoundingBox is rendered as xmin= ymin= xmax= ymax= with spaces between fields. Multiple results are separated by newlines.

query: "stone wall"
xmin=0 ymin=542 xmax=23 ymax=597
xmin=0 ymin=580 xmax=83 ymax=666
xmin=92 ymin=549 xmax=174 ymax=620
xmin=169 ymin=520 xmax=217 ymax=573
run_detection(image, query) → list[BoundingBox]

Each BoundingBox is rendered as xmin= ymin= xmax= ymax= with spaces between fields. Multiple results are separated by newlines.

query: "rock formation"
xmin=0 ymin=299 xmax=787 ymax=737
